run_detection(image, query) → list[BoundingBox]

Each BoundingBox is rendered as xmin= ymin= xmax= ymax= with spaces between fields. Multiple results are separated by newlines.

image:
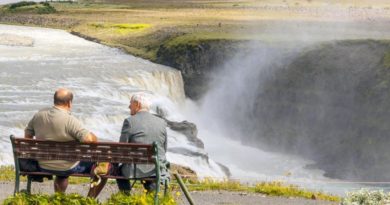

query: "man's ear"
xmin=135 ymin=101 xmax=141 ymax=111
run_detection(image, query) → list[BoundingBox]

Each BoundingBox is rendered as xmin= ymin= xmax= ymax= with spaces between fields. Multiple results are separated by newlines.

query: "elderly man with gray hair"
xmin=116 ymin=93 xmax=168 ymax=193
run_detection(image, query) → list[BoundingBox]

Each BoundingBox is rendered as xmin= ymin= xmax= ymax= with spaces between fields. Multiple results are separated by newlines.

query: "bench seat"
xmin=10 ymin=135 xmax=168 ymax=205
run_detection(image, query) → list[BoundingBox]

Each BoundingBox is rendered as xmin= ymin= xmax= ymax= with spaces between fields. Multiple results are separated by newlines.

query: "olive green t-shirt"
xmin=25 ymin=106 xmax=89 ymax=171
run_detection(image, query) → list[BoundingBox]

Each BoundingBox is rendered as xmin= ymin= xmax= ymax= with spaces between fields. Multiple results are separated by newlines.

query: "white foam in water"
xmin=181 ymin=99 xmax=379 ymax=196
xmin=0 ymin=24 xmax=223 ymax=180
xmin=166 ymin=152 xmax=227 ymax=179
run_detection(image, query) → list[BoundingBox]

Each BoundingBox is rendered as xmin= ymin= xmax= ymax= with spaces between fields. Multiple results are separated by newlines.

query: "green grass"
xmin=0 ymin=165 xmax=90 ymax=184
xmin=164 ymin=33 xmax=243 ymax=47
xmin=174 ymin=178 xmax=340 ymax=202
xmin=182 ymin=178 xmax=246 ymax=192
xmin=0 ymin=166 xmax=24 ymax=182
xmin=0 ymin=0 xmax=314 ymax=62
xmin=3 ymin=192 xmax=177 ymax=205
xmin=88 ymin=23 xmax=151 ymax=35
xmin=253 ymin=181 xmax=340 ymax=201
xmin=0 ymin=166 xmax=340 ymax=202
xmin=106 ymin=191 xmax=177 ymax=205
xmin=163 ymin=32 xmax=316 ymax=49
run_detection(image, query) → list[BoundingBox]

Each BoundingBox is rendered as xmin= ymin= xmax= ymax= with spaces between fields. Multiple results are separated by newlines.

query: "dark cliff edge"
xmin=156 ymin=37 xmax=390 ymax=181
xmin=156 ymin=38 xmax=249 ymax=100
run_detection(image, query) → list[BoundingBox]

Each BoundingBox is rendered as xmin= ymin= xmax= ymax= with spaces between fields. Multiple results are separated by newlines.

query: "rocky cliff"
xmin=156 ymin=39 xmax=249 ymax=100
xmin=253 ymin=40 xmax=390 ymax=181
xmin=158 ymin=37 xmax=390 ymax=181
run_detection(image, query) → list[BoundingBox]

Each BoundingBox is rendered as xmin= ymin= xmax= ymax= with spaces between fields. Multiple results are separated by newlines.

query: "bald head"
xmin=54 ymin=88 xmax=73 ymax=106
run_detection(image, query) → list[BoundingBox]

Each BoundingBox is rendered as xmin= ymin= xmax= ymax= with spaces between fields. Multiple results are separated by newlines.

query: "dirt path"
xmin=0 ymin=181 xmax=338 ymax=205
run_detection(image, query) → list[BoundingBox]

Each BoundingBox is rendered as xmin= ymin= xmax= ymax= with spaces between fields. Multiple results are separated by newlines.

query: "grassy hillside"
xmin=1 ymin=0 xmax=389 ymax=98
xmin=1 ymin=0 xmax=389 ymax=60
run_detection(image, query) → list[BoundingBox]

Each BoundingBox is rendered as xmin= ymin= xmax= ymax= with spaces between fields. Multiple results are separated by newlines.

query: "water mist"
xmin=182 ymin=19 xmax=390 ymax=194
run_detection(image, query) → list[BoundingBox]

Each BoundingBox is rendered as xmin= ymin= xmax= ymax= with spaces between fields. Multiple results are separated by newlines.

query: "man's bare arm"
xmin=83 ymin=132 xmax=98 ymax=143
xmin=25 ymin=116 xmax=35 ymax=139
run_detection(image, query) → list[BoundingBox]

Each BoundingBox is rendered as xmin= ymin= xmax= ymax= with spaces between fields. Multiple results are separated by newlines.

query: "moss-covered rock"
xmin=157 ymin=36 xmax=249 ymax=99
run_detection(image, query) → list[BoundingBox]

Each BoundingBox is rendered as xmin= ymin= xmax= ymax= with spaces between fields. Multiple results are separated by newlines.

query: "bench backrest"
xmin=10 ymin=136 xmax=157 ymax=164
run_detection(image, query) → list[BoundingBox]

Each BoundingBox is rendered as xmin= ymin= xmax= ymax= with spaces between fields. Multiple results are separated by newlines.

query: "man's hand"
xmin=83 ymin=132 xmax=98 ymax=143
xmin=24 ymin=131 xmax=34 ymax=139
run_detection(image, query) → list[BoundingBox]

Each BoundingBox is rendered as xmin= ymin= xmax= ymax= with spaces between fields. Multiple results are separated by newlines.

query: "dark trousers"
xmin=116 ymin=178 xmax=157 ymax=193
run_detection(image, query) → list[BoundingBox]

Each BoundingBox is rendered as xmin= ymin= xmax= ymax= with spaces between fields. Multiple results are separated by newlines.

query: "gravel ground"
xmin=177 ymin=191 xmax=338 ymax=205
xmin=0 ymin=181 xmax=338 ymax=205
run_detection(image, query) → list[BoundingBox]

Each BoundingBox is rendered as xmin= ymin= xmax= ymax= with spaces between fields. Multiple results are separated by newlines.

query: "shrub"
xmin=341 ymin=189 xmax=390 ymax=205
xmin=6 ymin=1 xmax=56 ymax=14
xmin=36 ymin=4 xmax=56 ymax=14
xmin=8 ymin=1 xmax=36 ymax=10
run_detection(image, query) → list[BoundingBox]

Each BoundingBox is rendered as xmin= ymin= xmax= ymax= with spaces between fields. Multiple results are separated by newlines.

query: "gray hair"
xmin=131 ymin=93 xmax=150 ymax=111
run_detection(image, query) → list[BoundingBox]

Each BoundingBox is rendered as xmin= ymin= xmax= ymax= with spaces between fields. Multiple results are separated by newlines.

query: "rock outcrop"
xmin=158 ymin=114 xmax=231 ymax=178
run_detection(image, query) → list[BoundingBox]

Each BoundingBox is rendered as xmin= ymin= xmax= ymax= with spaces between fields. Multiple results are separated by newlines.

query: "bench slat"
xmin=14 ymin=138 xmax=153 ymax=148
xmin=19 ymin=171 xmax=157 ymax=180
xmin=16 ymin=149 xmax=152 ymax=161
xmin=16 ymin=146 xmax=151 ymax=156
xmin=13 ymin=138 xmax=155 ymax=164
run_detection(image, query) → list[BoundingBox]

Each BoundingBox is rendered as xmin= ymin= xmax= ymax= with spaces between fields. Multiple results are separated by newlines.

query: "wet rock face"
xmin=156 ymin=40 xmax=247 ymax=100
xmin=160 ymin=115 xmax=231 ymax=177
xmin=167 ymin=120 xmax=204 ymax=149
xmin=166 ymin=119 xmax=209 ymax=161
xmin=252 ymin=40 xmax=390 ymax=181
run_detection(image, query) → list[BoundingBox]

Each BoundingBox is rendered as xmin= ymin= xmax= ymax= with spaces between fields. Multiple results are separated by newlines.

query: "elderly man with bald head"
xmin=116 ymin=93 xmax=168 ymax=193
xmin=24 ymin=88 xmax=106 ymax=198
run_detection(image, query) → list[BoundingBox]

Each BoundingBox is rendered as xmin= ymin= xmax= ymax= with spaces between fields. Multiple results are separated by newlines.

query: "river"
xmin=0 ymin=24 xmax=228 ymax=178
xmin=0 ymin=24 xmax=383 ymax=196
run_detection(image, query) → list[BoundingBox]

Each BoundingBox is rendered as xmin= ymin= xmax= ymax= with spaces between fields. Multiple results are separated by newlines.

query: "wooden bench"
xmin=10 ymin=135 xmax=169 ymax=205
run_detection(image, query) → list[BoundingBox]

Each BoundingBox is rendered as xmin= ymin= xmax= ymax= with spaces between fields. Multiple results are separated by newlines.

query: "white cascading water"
xmin=0 ymin=24 xmax=375 ymax=196
xmin=0 ymin=24 xmax=226 ymax=178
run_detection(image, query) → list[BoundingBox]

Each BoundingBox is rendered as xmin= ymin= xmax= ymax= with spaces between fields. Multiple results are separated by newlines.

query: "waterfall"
xmin=0 ymin=24 xmax=226 ymax=178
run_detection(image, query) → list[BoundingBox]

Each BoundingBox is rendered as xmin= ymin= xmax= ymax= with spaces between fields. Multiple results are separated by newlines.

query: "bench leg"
xmin=174 ymin=173 xmax=195 ymax=205
xmin=27 ymin=176 xmax=32 ymax=194
xmin=154 ymin=175 xmax=161 ymax=205
xmin=164 ymin=179 xmax=168 ymax=196
xmin=14 ymin=174 xmax=20 ymax=194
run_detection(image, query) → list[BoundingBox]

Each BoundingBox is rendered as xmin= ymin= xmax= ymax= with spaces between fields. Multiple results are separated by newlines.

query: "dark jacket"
xmin=119 ymin=111 xmax=168 ymax=178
